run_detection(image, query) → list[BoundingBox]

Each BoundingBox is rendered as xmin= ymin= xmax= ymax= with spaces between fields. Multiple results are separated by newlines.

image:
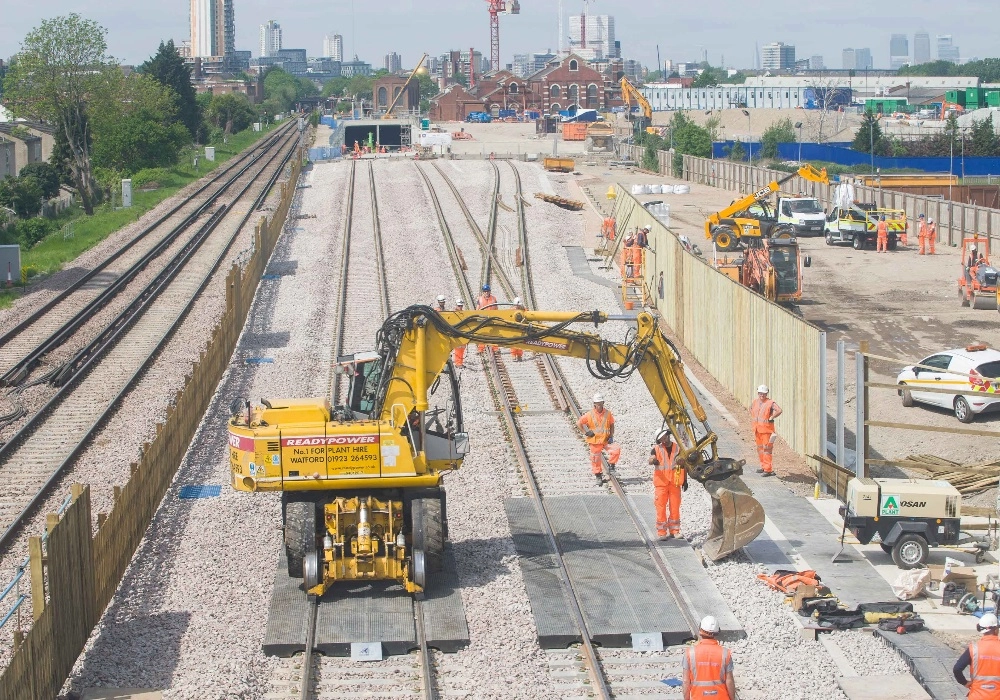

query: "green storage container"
xmin=987 ymin=91 xmax=1000 ymax=107
xmin=967 ymin=88 xmax=982 ymax=108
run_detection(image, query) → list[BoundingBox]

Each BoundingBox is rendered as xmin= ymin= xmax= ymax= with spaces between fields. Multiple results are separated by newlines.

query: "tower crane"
xmin=485 ymin=0 xmax=520 ymax=73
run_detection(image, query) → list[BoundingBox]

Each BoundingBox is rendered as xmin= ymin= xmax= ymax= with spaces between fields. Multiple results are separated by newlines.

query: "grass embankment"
xmin=0 ymin=123 xmax=279 ymax=310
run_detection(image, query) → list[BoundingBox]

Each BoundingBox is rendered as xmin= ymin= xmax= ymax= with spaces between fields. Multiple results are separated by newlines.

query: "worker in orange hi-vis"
xmin=876 ymin=215 xmax=889 ymax=253
xmin=435 ymin=294 xmax=447 ymax=311
xmin=577 ymin=393 xmax=618 ymax=484
xmin=917 ymin=213 xmax=928 ymax=255
xmin=452 ymin=299 xmax=466 ymax=368
xmin=649 ymin=429 xmax=686 ymax=539
xmin=510 ymin=297 xmax=526 ymax=362
xmin=476 ymin=284 xmax=498 ymax=353
xmin=927 ymin=218 xmax=937 ymax=255
xmin=899 ymin=217 xmax=908 ymax=246
xmin=751 ymin=385 xmax=782 ymax=477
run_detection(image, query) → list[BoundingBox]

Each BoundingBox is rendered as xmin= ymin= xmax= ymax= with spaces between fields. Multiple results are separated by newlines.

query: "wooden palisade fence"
xmin=612 ymin=187 xmax=824 ymax=461
xmin=0 ymin=149 xmax=303 ymax=699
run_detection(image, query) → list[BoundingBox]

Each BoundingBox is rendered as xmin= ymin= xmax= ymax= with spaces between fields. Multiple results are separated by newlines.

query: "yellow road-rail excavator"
xmin=228 ymin=306 xmax=765 ymax=597
xmin=705 ymin=164 xmax=830 ymax=251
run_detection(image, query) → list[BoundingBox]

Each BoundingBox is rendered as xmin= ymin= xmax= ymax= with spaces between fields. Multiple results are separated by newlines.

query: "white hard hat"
xmin=979 ymin=613 xmax=999 ymax=632
xmin=700 ymin=615 xmax=721 ymax=634
xmin=456 ymin=298 xmax=465 ymax=307
xmin=928 ymin=218 xmax=934 ymax=224
xmin=757 ymin=384 xmax=770 ymax=394
xmin=513 ymin=297 xmax=522 ymax=305
xmin=592 ymin=393 xmax=605 ymax=403
xmin=655 ymin=429 xmax=671 ymax=443
xmin=436 ymin=294 xmax=446 ymax=303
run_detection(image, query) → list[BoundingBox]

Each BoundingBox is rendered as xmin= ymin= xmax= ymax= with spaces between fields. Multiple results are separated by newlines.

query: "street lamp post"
xmin=742 ymin=109 xmax=751 ymax=161
xmin=795 ymin=121 xmax=803 ymax=163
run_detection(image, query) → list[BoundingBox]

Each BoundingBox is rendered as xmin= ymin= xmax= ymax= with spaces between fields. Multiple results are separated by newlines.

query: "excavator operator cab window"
xmin=340 ymin=353 xmax=381 ymax=418
xmin=769 ymin=246 xmax=799 ymax=293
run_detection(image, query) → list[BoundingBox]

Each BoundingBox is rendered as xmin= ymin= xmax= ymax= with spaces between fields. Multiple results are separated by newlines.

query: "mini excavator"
xmin=228 ymin=307 xmax=766 ymax=596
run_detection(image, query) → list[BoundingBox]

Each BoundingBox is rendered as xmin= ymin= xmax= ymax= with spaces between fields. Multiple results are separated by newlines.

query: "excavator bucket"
xmin=702 ymin=475 xmax=766 ymax=561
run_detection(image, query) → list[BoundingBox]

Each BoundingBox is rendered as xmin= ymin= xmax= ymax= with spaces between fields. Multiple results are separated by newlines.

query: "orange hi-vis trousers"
xmin=754 ymin=428 xmax=775 ymax=473
xmin=453 ymin=345 xmax=466 ymax=368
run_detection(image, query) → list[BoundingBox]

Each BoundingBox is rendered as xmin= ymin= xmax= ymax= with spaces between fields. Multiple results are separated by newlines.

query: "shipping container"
xmin=562 ymin=122 xmax=588 ymax=141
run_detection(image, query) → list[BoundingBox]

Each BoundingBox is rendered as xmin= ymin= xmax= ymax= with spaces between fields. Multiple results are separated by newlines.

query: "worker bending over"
xmin=954 ymin=612 xmax=1000 ymax=698
xmin=683 ymin=616 xmax=737 ymax=700
xmin=650 ymin=429 xmax=687 ymax=539
xmin=751 ymin=385 xmax=782 ymax=477
xmin=577 ymin=393 xmax=619 ymax=484
xmin=510 ymin=297 xmax=525 ymax=362
xmin=876 ymin=215 xmax=889 ymax=253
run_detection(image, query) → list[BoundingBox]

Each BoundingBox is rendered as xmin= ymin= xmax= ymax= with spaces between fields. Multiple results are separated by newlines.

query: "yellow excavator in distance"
xmin=620 ymin=76 xmax=658 ymax=138
xmin=705 ymin=164 xmax=830 ymax=251
xmin=228 ymin=306 xmax=766 ymax=597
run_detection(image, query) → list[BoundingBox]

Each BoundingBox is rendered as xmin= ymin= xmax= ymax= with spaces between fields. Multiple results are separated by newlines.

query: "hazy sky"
xmin=2 ymin=1 xmax=998 ymax=71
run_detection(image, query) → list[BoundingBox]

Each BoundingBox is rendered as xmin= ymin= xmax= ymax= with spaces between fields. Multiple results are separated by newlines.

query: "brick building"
xmin=428 ymin=54 xmax=615 ymax=121
xmin=374 ymin=75 xmax=419 ymax=115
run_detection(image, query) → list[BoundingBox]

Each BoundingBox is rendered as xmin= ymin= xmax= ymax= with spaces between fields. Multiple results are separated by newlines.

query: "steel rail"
xmin=299 ymin=596 xmax=318 ymax=700
xmin=0 ymin=125 xmax=295 ymax=385
xmin=0 ymin=132 xmax=301 ymax=553
xmin=328 ymin=160 xmax=356 ymax=402
xmin=419 ymin=159 xmax=610 ymax=699
xmin=368 ymin=162 xmax=391 ymax=320
xmin=506 ymin=159 xmax=700 ymax=639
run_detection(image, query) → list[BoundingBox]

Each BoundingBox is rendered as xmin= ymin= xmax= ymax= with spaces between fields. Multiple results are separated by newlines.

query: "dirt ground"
xmin=564 ymin=158 xmax=998 ymax=503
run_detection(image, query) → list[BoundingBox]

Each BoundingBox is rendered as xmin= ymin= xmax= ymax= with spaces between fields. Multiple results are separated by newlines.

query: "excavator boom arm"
xmin=369 ymin=307 xmax=736 ymax=483
xmin=620 ymin=76 xmax=653 ymax=120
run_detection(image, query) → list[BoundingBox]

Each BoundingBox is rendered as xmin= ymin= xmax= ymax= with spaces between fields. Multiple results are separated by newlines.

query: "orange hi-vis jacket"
xmin=652 ymin=442 xmax=684 ymax=487
xmin=477 ymin=293 xmax=498 ymax=310
xmin=969 ymin=635 xmax=1000 ymax=700
xmin=578 ymin=408 xmax=614 ymax=445
xmin=751 ymin=398 xmax=777 ymax=433
xmin=683 ymin=639 xmax=733 ymax=700
xmin=876 ymin=219 xmax=888 ymax=238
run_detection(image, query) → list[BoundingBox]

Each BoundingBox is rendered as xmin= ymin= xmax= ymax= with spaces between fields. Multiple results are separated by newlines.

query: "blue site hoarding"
xmin=711 ymin=140 xmax=1000 ymax=175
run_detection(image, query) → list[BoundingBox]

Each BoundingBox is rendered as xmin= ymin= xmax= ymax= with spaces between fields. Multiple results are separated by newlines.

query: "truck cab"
xmin=825 ymin=203 xmax=904 ymax=250
xmin=777 ymin=196 xmax=825 ymax=236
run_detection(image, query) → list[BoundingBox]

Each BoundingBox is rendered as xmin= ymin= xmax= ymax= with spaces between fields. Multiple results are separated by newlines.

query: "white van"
xmin=897 ymin=345 xmax=1000 ymax=423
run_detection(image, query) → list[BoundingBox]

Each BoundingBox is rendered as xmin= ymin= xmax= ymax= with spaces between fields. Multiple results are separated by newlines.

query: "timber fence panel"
xmin=616 ymin=188 xmax=821 ymax=458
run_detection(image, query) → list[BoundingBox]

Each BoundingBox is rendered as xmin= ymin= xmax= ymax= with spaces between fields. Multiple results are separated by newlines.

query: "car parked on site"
xmin=896 ymin=345 xmax=1000 ymax=423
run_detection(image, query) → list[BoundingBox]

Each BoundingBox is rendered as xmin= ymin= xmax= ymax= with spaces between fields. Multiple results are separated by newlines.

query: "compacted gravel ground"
xmin=54 ymin=157 xmax=911 ymax=699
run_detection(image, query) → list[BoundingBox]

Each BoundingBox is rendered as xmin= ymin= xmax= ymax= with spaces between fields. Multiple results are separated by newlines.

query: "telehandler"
xmin=705 ymin=164 xmax=830 ymax=251
xmin=228 ymin=307 xmax=766 ymax=596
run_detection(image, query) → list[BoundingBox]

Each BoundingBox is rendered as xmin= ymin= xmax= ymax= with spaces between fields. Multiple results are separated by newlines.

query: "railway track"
xmin=424 ymin=159 xmax=698 ymax=698
xmin=0 ymin=126 xmax=301 ymax=552
xmin=277 ymin=158 xmax=439 ymax=700
xmin=0 ymin=124 xmax=295 ymax=387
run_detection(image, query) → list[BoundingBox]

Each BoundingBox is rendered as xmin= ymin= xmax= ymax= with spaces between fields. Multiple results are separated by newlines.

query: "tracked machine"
xmin=229 ymin=307 xmax=765 ymax=596
xmin=714 ymin=237 xmax=806 ymax=304
xmin=958 ymin=235 xmax=997 ymax=310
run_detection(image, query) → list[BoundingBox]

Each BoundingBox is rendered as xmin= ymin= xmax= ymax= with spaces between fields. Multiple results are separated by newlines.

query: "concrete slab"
xmin=505 ymin=497 xmax=580 ymax=648
xmin=629 ymin=494 xmax=744 ymax=641
xmin=263 ymin=546 xmax=469 ymax=657
xmin=261 ymin=550 xmax=312 ymax=657
xmin=421 ymin=544 xmax=471 ymax=653
xmin=507 ymin=495 xmax=693 ymax=648
xmin=837 ymin=675 xmax=931 ymax=700
xmin=314 ymin=581 xmax=416 ymax=656
xmin=82 ymin=692 xmax=162 ymax=700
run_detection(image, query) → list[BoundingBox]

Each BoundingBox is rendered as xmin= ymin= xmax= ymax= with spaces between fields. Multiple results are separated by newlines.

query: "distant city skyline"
xmin=0 ymin=2 xmax=996 ymax=70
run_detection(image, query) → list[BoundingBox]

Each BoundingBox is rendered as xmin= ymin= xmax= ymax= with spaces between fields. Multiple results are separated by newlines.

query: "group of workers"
xmin=874 ymin=213 xmax=937 ymax=254
xmin=432 ymin=285 xmax=526 ymax=368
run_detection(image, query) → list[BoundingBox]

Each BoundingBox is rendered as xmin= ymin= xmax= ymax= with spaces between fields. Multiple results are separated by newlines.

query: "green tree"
xmin=3 ymin=13 xmax=115 ymax=214
xmin=90 ymin=70 xmax=189 ymax=173
xmin=323 ymin=76 xmax=350 ymax=98
xmin=346 ymin=74 xmax=375 ymax=101
xmin=760 ymin=118 xmax=796 ymax=159
xmin=852 ymin=110 xmax=889 ymax=155
xmin=970 ymin=114 xmax=1000 ymax=156
xmin=692 ymin=66 xmax=727 ymax=87
xmin=207 ymin=92 xmax=256 ymax=135
xmin=139 ymin=40 xmax=201 ymax=140
xmin=454 ymin=73 xmax=468 ymax=88
xmin=670 ymin=112 xmax=712 ymax=158
xmin=18 ymin=162 xmax=61 ymax=199
xmin=0 ymin=176 xmax=44 ymax=217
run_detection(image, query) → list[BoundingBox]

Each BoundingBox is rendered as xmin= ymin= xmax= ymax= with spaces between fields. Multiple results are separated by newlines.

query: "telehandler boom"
xmin=228 ymin=306 xmax=765 ymax=596
xmin=706 ymin=164 xmax=829 ymax=251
